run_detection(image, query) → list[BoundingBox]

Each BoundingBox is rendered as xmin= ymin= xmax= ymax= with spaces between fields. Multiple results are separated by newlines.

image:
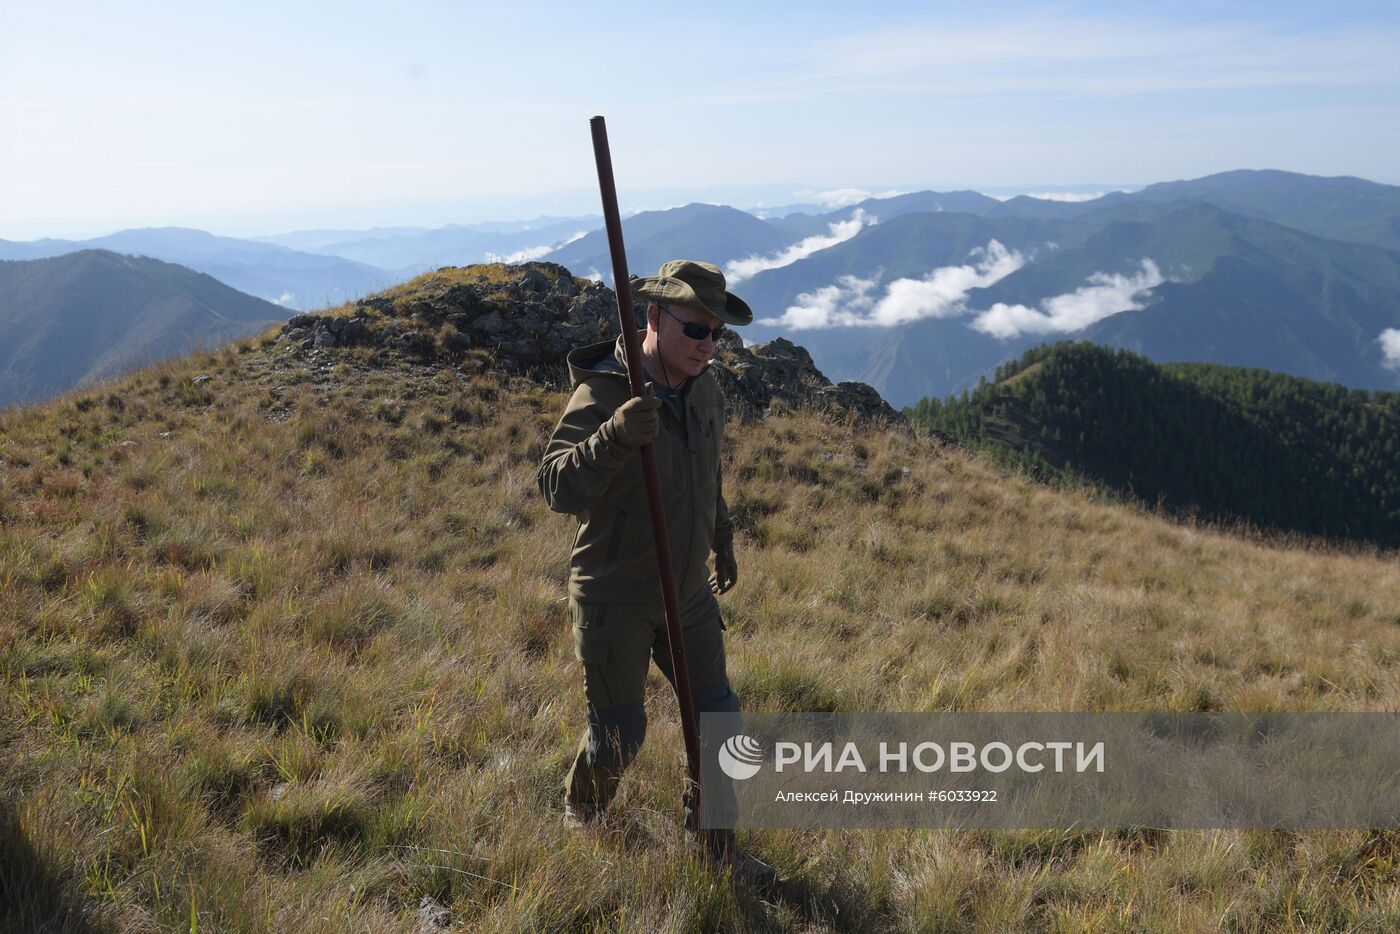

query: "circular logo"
xmin=718 ymin=734 xmax=764 ymax=780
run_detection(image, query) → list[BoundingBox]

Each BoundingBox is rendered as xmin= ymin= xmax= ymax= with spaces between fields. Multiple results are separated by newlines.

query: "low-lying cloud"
xmin=726 ymin=209 xmax=873 ymax=284
xmin=762 ymin=274 xmax=883 ymax=330
xmin=485 ymin=229 xmax=587 ymax=264
xmin=758 ymin=239 xmax=1026 ymax=329
xmin=757 ymin=243 xmax=1168 ymax=337
xmin=870 ymin=240 xmax=1027 ymax=326
xmin=984 ymin=191 xmax=1123 ymax=203
xmin=971 ymin=260 xmax=1164 ymax=339
xmin=1380 ymin=328 xmax=1400 ymax=369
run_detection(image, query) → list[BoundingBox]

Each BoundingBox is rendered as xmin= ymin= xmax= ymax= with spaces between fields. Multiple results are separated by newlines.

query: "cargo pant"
xmin=565 ymin=586 xmax=740 ymax=828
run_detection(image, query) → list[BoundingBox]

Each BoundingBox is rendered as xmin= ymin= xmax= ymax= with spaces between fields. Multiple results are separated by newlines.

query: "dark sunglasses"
xmin=661 ymin=304 xmax=725 ymax=342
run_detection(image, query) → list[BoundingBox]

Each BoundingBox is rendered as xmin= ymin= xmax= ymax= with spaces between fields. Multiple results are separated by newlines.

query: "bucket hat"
xmin=628 ymin=259 xmax=753 ymax=326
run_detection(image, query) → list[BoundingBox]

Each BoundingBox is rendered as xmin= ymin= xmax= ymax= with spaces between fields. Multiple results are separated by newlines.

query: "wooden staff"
xmin=588 ymin=115 xmax=704 ymax=831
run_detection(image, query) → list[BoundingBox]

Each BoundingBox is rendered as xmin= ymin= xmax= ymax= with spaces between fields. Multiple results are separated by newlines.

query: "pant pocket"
xmin=572 ymin=601 xmax=611 ymax=664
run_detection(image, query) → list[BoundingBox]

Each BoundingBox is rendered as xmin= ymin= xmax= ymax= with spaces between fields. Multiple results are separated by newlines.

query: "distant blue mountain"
xmin=547 ymin=203 xmax=793 ymax=284
xmin=0 ymin=250 xmax=285 ymax=411
xmin=789 ymin=169 xmax=1400 ymax=252
xmin=254 ymin=215 xmax=601 ymax=276
xmin=0 ymin=227 xmax=396 ymax=311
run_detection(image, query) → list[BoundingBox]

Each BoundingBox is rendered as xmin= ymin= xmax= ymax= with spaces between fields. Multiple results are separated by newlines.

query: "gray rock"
xmin=416 ymin=895 xmax=451 ymax=932
xmin=516 ymin=267 xmax=549 ymax=294
xmin=708 ymin=334 xmax=904 ymax=424
xmin=341 ymin=320 xmax=369 ymax=345
xmin=393 ymin=332 xmax=432 ymax=357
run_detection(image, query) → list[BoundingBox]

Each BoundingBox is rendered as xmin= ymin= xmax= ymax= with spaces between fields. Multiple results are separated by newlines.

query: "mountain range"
xmin=4 ymin=169 xmax=1400 ymax=412
xmin=0 ymin=228 xmax=395 ymax=311
xmin=757 ymin=200 xmax=1400 ymax=407
xmin=253 ymin=215 xmax=599 ymax=276
xmin=544 ymin=170 xmax=1400 ymax=407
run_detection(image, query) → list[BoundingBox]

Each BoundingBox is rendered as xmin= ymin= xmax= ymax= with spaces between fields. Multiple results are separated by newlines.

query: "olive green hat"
xmin=629 ymin=259 xmax=753 ymax=326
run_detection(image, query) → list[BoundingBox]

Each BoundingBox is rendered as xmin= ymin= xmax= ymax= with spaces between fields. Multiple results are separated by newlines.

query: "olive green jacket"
xmin=536 ymin=336 xmax=734 ymax=606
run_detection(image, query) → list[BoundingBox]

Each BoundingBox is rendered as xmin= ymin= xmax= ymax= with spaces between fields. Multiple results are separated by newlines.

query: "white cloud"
xmin=795 ymin=188 xmax=908 ymax=208
xmin=584 ymin=268 xmax=603 ymax=283
xmin=486 ymin=244 xmax=552 ymax=263
xmin=272 ymin=291 xmax=297 ymax=307
xmin=725 ymin=208 xmax=874 ymax=284
xmin=971 ymin=259 xmax=1164 ymax=339
xmin=485 ymin=229 xmax=586 ymax=264
xmin=1379 ymin=328 xmax=1400 ymax=369
xmin=1023 ymin=191 xmax=1110 ymax=202
xmin=757 ymin=238 xmax=1027 ymax=330
xmin=981 ymin=190 xmax=1124 ymax=203
xmin=760 ymin=274 xmax=883 ymax=329
xmin=869 ymin=240 xmax=1027 ymax=326
xmin=756 ymin=244 xmax=1169 ymax=338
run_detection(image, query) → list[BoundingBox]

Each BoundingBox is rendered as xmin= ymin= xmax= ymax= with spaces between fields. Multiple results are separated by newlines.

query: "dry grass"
xmin=1 ymin=331 xmax=1398 ymax=932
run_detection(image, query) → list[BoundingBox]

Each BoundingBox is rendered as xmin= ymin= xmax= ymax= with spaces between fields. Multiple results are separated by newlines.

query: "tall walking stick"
xmin=588 ymin=115 xmax=704 ymax=832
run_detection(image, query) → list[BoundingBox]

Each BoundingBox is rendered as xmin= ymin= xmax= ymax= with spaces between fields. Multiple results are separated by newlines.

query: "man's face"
xmin=648 ymin=302 xmax=723 ymax=380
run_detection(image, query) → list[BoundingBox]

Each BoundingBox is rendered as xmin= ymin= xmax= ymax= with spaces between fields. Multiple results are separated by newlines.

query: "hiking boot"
xmin=563 ymin=800 xmax=603 ymax=829
xmin=690 ymin=829 xmax=779 ymax=890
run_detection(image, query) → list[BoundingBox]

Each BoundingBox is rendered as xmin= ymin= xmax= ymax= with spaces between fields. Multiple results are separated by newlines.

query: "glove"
xmin=599 ymin=395 xmax=661 ymax=449
xmin=710 ymin=539 xmax=738 ymax=595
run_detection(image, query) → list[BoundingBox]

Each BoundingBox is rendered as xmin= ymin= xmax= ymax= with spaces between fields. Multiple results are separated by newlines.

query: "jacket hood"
xmin=565 ymin=334 xmax=712 ymax=390
xmin=565 ymin=337 xmax=629 ymax=389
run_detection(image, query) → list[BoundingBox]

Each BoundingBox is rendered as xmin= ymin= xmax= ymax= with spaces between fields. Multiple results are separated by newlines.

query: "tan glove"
xmin=599 ymin=395 xmax=661 ymax=449
xmin=710 ymin=539 xmax=738 ymax=595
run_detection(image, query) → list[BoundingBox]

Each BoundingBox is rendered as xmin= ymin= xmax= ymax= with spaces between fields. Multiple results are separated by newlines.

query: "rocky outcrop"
xmin=274 ymin=262 xmax=904 ymax=424
xmin=276 ymin=262 xmax=617 ymax=363
xmin=709 ymin=335 xmax=901 ymax=423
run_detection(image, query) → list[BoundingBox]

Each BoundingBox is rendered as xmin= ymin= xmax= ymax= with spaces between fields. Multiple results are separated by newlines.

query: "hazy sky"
xmin=4 ymin=0 xmax=1399 ymax=239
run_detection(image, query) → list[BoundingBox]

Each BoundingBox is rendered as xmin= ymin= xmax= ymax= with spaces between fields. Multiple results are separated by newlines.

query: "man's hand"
xmin=599 ymin=395 xmax=661 ymax=449
xmin=710 ymin=540 xmax=738 ymax=595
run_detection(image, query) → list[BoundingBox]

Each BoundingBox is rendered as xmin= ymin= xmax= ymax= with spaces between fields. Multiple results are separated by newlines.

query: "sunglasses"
xmin=661 ymin=304 xmax=726 ymax=342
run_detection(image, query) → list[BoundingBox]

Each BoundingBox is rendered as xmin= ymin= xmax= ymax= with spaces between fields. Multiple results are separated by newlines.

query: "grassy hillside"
xmin=909 ymin=342 xmax=1400 ymax=550
xmin=2 ymin=275 xmax=1399 ymax=931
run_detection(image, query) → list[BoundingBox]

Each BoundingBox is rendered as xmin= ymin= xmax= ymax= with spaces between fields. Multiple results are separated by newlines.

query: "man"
xmin=536 ymin=259 xmax=775 ymax=888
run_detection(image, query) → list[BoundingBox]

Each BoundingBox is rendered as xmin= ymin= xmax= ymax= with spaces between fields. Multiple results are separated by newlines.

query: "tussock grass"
xmin=1 ymin=333 xmax=1398 ymax=931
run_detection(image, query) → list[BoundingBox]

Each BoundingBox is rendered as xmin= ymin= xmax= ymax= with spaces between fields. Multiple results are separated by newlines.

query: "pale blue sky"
xmin=3 ymin=0 xmax=1398 ymax=239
